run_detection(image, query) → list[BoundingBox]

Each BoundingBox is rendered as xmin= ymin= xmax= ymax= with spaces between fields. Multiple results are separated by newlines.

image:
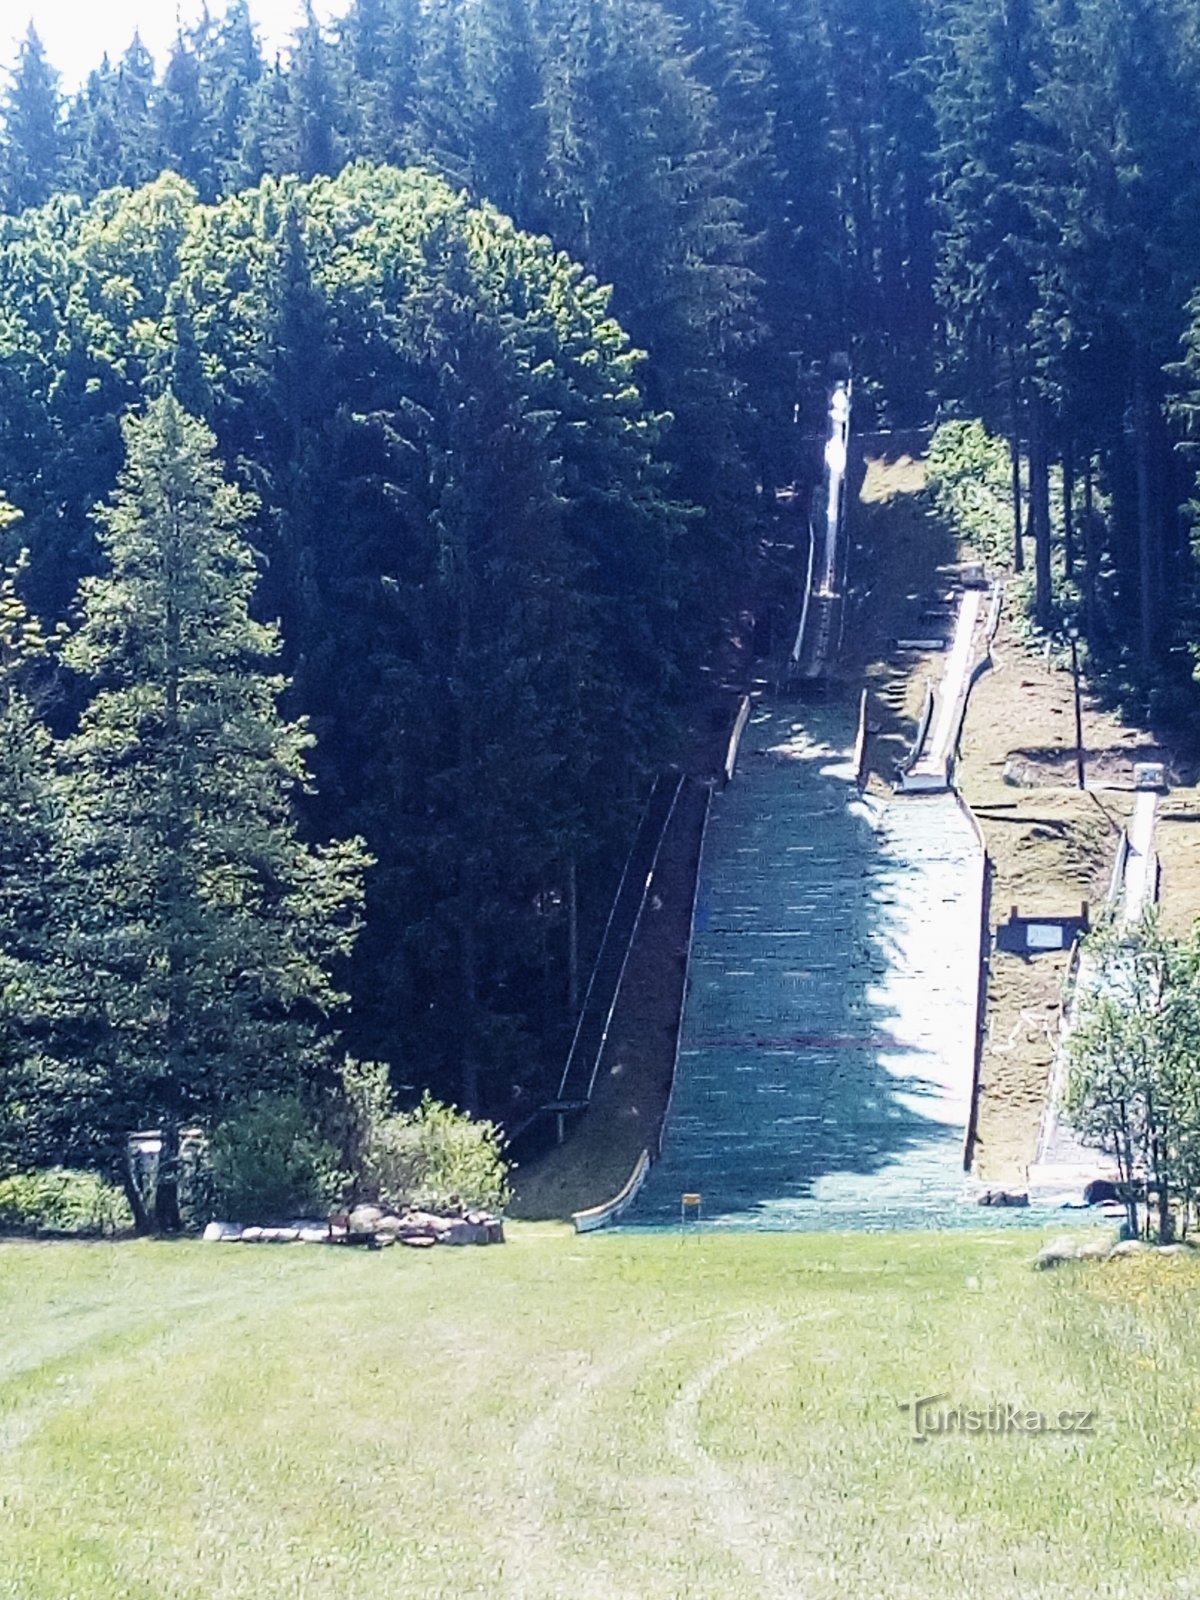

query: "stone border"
xmin=203 ymin=1206 xmax=505 ymax=1248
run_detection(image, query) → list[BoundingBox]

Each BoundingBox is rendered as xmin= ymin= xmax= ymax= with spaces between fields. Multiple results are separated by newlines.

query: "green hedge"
xmin=0 ymin=1168 xmax=132 ymax=1235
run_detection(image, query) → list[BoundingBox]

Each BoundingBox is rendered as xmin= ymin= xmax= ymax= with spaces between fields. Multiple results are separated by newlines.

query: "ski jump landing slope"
xmin=627 ymin=699 xmax=986 ymax=1231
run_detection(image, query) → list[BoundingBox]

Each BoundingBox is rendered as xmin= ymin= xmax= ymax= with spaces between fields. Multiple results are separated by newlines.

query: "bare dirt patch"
xmin=1155 ymin=790 xmax=1200 ymax=939
xmin=955 ymin=617 xmax=1197 ymax=1184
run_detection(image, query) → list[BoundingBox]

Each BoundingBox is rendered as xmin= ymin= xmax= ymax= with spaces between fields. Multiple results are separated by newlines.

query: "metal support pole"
xmin=1070 ymin=632 xmax=1085 ymax=791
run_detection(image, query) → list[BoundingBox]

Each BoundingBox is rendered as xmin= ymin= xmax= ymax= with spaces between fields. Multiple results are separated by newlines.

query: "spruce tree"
xmin=60 ymin=395 xmax=369 ymax=1230
xmin=204 ymin=0 xmax=265 ymax=196
xmin=278 ymin=1 xmax=345 ymax=179
xmin=64 ymin=35 xmax=162 ymax=196
xmin=0 ymin=25 xmax=65 ymax=212
xmin=0 ymin=515 xmax=89 ymax=1181
xmin=157 ymin=26 xmax=214 ymax=201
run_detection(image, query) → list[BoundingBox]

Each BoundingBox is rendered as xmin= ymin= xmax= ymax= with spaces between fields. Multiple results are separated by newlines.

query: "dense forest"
xmin=2 ymin=0 xmax=1200 ymax=1204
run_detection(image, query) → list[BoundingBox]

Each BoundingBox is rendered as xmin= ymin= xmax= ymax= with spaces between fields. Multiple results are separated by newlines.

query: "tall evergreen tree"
xmin=1034 ymin=0 xmax=1200 ymax=668
xmin=204 ymin=0 xmax=265 ymax=195
xmin=64 ymin=35 xmax=162 ymax=196
xmin=0 ymin=516 xmax=88 ymax=1179
xmin=157 ymin=24 xmax=215 ymax=201
xmin=60 ymin=395 xmax=369 ymax=1229
xmin=334 ymin=0 xmax=421 ymax=168
xmin=275 ymin=1 xmax=346 ymax=179
xmin=0 ymin=25 xmax=65 ymax=212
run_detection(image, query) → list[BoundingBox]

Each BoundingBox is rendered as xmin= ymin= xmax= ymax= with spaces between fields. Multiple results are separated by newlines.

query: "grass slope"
xmin=2 ymin=1229 xmax=1198 ymax=1599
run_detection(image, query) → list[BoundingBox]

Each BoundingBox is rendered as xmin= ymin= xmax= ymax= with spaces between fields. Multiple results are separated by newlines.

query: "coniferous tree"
xmin=460 ymin=0 xmax=550 ymax=223
xmin=60 ymin=395 xmax=369 ymax=1229
xmin=1035 ymin=0 xmax=1200 ymax=668
xmin=334 ymin=0 xmax=421 ymax=167
xmin=204 ymin=0 xmax=265 ymax=195
xmin=0 ymin=25 xmax=65 ymax=212
xmin=931 ymin=4 xmax=1037 ymax=453
xmin=276 ymin=1 xmax=346 ymax=179
xmin=537 ymin=0 xmax=760 ymax=605
xmin=157 ymin=25 xmax=215 ymax=201
xmin=0 ymin=511 xmax=73 ymax=1177
xmin=64 ymin=35 xmax=162 ymax=196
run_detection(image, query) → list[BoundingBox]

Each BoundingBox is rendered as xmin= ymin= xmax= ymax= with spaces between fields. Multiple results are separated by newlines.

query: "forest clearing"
xmin=4 ymin=1228 xmax=1200 ymax=1600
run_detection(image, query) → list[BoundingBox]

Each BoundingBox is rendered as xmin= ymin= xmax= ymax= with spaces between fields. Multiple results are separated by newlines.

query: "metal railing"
xmin=555 ymin=773 xmax=685 ymax=1109
xmin=724 ymin=695 xmax=752 ymax=784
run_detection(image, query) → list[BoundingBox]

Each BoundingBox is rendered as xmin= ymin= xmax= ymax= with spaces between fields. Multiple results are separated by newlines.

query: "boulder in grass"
xmin=1076 ymin=1238 xmax=1114 ymax=1260
xmin=400 ymin=1233 xmax=437 ymax=1249
xmin=402 ymin=1211 xmax=453 ymax=1238
xmin=1108 ymin=1239 xmax=1149 ymax=1259
xmin=240 ymin=1226 xmax=264 ymax=1242
xmin=348 ymin=1204 xmax=386 ymax=1234
xmin=1034 ymin=1235 xmax=1081 ymax=1269
xmin=203 ymin=1221 xmax=242 ymax=1242
xmin=441 ymin=1218 xmax=492 ymax=1246
xmin=977 ymin=1189 xmax=1029 ymax=1208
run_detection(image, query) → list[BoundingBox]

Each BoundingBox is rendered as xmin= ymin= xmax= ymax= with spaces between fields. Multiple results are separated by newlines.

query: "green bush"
xmin=926 ymin=419 xmax=1013 ymax=563
xmin=0 ymin=1168 xmax=132 ymax=1235
xmin=207 ymin=1095 xmax=343 ymax=1223
xmin=355 ymin=1087 xmax=510 ymax=1213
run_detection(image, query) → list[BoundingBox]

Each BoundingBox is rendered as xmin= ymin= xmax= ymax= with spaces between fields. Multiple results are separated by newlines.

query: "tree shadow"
xmin=628 ymin=698 xmax=986 ymax=1229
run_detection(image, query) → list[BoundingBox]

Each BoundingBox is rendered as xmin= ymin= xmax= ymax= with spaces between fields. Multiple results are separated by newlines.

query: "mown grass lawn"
xmin=1 ymin=1225 xmax=1197 ymax=1599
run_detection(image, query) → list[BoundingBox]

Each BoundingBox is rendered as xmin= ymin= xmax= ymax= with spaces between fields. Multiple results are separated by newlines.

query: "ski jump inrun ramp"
xmin=623 ymin=391 xmax=998 ymax=1231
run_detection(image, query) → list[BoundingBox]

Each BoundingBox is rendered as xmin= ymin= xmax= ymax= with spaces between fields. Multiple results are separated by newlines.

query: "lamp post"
xmin=1068 ymin=625 xmax=1085 ymax=791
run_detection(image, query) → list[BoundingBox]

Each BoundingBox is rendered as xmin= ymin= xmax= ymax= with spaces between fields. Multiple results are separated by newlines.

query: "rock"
xmin=1076 ymin=1239 xmax=1113 ymax=1260
xmin=1034 ymin=1235 xmax=1081 ymax=1269
xmin=261 ymin=1227 xmax=299 ymax=1243
xmin=399 ymin=1233 xmax=437 ymax=1249
xmin=348 ymin=1204 xmax=386 ymax=1234
xmin=1108 ymin=1239 xmax=1148 ymax=1258
xmin=485 ymin=1219 xmax=505 ymax=1245
xmin=203 ymin=1221 xmax=241 ymax=1242
xmin=396 ymin=1210 xmax=453 ymax=1238
xmin=441 ymin=1219 xmax=490 ymax=1246
xmin=978 ymin=1189 xmax=1028 ymax=1208
xmin=331 ymin=1231 xmax=381 ymax=1249
xmin=240 ymin=1226 xmax=264 ymax=1243
xmin=1083 ymin=1178 xmax=1122 ymax=1206
xmin=298 ymin=1227 xmax=328 ymax=1244
xmin=1157 ymin=1243 xmax=1189 ymax=1256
